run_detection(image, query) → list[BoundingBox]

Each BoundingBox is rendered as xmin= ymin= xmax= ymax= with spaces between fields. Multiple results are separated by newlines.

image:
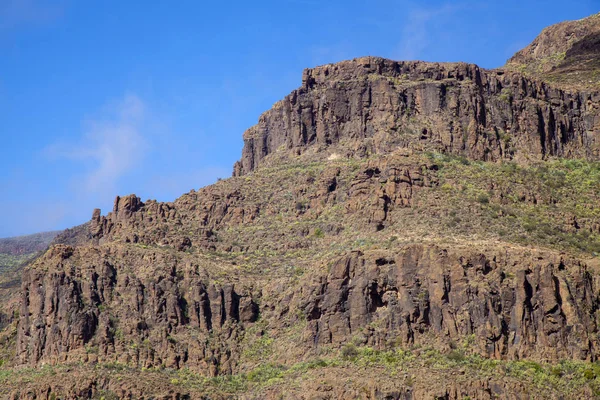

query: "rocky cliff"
xmin=3 ymin=12 xmax=600 ymax=400
xmin=234 ymin=58 xmax=600 ymax=176
xmin=17 ymin=241 xmax=598 ymax=368
xmin=0 ymin=231 xmax=59 ymax=334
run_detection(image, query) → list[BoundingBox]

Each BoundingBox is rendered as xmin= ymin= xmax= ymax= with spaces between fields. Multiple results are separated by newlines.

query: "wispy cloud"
xmin=46 ymin=94 xmax=148 ymax=197
xmin=395 ymin=3 xmax=463 ymax=61
xmin=0 ymin=199 xmax=68 ymax=238
xmin=0 ymin=0 xmax=64 ymax=30
xmin=146 ymin=167 xmax=230 ymax=201
xmin=308 ymin=43 xmax=354 ymax=67
xmin=41 ymin=92 xmax=232 ymax=227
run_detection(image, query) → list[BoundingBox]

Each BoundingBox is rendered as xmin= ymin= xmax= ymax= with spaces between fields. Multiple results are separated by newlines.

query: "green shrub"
xmin=584 ymin=368 xmax=596 ymax=380
xmin=499 ymin=88 xmax=513 ymax=103
xmin=476 ymin=194 xmax=490 ymax=204
xmin=550 ymin=365 xmax=564 ymax=377
xmin=447 ymin=350 xmax=466 ymax=362
xmin=247 ymin=363 xmax=284 ymax=384
xmin=341 ymin=343 xmax=359 ymax=360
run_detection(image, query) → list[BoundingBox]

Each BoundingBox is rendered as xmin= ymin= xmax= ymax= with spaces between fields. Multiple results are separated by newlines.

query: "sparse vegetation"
xmin=426 ymin=153 xmax=600 ymax=255
xmin=499 ymin=87 xmax=513 ymax=103
xmin=3 ymin=345 xmax=599 ymax=398
xmin=3 ymin=13 xmax=600 ymax=399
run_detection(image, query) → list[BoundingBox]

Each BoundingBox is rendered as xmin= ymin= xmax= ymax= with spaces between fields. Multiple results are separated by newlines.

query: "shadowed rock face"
xmin=6 ymin=12 xmax=600 ymax=400
xmin=299 ymin=247 xmax=598 ymax=361
xmin=15 ymin=242 xmax=600 ymax=369
xmin=17 ymin=245 xmax=259 ymax=374
xmin=234 ymin=58 xmax=600 ymax=176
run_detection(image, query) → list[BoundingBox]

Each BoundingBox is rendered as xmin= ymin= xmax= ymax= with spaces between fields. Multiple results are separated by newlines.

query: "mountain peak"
xmin=506 ymin=12 xmax=600 ymax=90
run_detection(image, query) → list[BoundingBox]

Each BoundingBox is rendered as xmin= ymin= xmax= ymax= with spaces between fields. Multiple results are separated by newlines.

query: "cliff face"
xmin=234 ymin=58 xmax=600 ymax=176
xmin=16 ymin=240 xmax=599 ymax=367
xmin=300 ymin=247 xmax=598 ymax=361
xmin=13 ymin=239 xmax=600 ymax=399
xmin=17 ymin=245 xmax=258 ymax=374
xmin=5 ymin=12 xmax=600 ymax=400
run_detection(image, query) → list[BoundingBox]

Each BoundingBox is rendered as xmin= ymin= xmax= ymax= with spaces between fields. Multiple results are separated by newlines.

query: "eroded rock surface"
xmin=234 ymin=58 xmax=600 ymax=176
xmin=5 ymin=12 xmax=600 ymax=400
xmin=299 ymin=246 xmax=597 ymax=360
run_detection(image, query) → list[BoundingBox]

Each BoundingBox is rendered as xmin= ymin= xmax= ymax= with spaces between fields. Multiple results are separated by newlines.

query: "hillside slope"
xmin=3 ymin=13 xmax=600 ymax=400
xmin=506 ymin=12 xmax=600 ymax=90
xmin=0 ymin=231 xmax=58 ymax=269
xmin=0 ymin=231 xmax=58 ymax=330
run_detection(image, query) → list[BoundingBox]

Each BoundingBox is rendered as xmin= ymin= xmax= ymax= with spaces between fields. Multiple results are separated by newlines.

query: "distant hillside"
xmin=0 ymin=231 xmax=59 ymax=331
xmin=0 ymin=231 xmax=59 ymax=271
xmin=0 ymin=231 xmax=59 ymax=256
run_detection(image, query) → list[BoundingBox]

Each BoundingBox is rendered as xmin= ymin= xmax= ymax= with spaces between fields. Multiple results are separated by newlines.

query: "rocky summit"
xmin=2 ymin=13 xmax=600 ymax=400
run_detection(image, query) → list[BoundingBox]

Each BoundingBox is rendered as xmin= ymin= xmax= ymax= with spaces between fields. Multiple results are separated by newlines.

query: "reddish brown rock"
xmin=234 ymin=57 xmax=600 ymax=177
xmin=297 ymin=246 xmax=597 ymax=361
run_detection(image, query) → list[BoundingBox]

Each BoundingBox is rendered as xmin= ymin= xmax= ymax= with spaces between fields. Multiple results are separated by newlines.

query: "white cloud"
xmin=0 ymin=0 xmax=64 ymax=29
xmin=395 ymin=3 xmax=462 ymax=61
xmin=46 ymin=94 xmax=148 ymax=196
xmin=146 ymin=166 xmax=230 ymax=201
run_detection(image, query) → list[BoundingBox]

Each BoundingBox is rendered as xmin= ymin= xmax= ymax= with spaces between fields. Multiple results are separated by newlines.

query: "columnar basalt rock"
xmin=6 ymin=13 xmax=600 ymax=400
xmin=16 ymin=245 xmax=258 ymax=373
xmin=234 ymin=58 xmax=600 ymax=176
xmin=16 ymin=243 xmax=600 ymax=374
xmin=298 ymin=246 xmax=598 ymax=361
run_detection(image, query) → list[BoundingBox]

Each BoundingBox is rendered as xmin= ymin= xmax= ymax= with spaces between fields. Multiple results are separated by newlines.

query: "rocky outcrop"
xmin=6 ymin=13 xmax=600 ymax=400
xmin=16 ymin=242 xmax=600 ymax=376
xmin=298 ymin=245 xmax=598 ymax=361
xmin=7 ymin=377 xmax=193 ymax=400
xmin=508 ymin=13 xmax=600 ymax=69
xmin=17 ymin=245 xmax=258 ymax=374
xmin=506 ymin=12 xmax=600 ymax=90
xmin=346 ymin=160 xmax=438 ymax=230
xmin=88 ymin=190 xmax=258 ymax=249
xmin=234 ymin=57 xmax=600 ymax=176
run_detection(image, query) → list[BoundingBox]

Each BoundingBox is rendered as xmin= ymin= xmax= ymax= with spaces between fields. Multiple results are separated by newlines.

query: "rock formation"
xmin=3 ymin=12 xmax=600 ymax=400
xmin=234 ymin=58 xmax=600 ymax=176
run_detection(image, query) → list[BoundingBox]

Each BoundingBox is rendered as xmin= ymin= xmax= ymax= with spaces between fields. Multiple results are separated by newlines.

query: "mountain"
xmin=0 ymin=231 xmax=59 ymax=259
xmin=0 ymin=231 xmax=59 ymax=329
xmin=0 ymin=231 xmax=59 ymax=285
xmin=2 ymin=13 xmax=600 ymax=400
xmin=0 ymin=231 xmax=59 ymax=288
xmin=506 ymin=12 xmax=600 ymax=90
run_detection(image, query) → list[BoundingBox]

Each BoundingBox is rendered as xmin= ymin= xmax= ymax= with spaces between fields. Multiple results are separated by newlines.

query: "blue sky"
xmin=0 ymin=0 xmax=598 ymax=237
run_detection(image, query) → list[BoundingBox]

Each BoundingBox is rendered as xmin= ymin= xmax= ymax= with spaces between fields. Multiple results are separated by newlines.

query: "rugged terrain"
xmin=2 ymin=13 xmax=600 ymax=400
xmin=0 ymin=232 xmax=58 ymax=332
xmin=0 ymin=231 xmax=59 ymax=279
xmin=506 ymin=12 xmax=600 ymax=90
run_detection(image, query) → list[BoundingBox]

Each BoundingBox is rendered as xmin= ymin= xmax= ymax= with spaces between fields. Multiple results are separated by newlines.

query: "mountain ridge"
xmin=506 ymin=12 xmax=600 ymax=90
xmin=234 ymin=56 xmax=599 ymax=178
xmin=2 ymin=13 xmax=600 ymax=400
